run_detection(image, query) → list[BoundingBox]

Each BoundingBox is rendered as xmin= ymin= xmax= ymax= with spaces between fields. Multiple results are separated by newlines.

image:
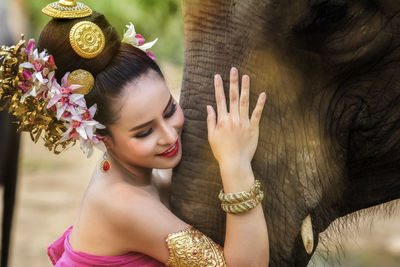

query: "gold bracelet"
xmin=219 ymin=180 xmax=261 ymax=204
xmin=221 ymin=191 xmax=264 ymax=214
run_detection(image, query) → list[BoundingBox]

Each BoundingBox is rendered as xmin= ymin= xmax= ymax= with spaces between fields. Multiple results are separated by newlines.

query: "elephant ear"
xmin=344 ymin=75 xmax=400 ymax=213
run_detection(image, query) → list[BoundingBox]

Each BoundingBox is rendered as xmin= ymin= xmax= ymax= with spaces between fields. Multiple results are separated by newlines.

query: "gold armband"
xmin=165 ymin=225 xmax=226 ymax=267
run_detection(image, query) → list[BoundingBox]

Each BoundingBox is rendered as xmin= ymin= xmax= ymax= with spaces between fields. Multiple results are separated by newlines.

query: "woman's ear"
xmin=102 ymin=135 xmax=113 ymax=150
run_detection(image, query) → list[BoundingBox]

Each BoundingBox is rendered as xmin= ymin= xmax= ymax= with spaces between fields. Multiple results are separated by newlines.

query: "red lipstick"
xmin=157 ymin=139 xmax=179 ymax=157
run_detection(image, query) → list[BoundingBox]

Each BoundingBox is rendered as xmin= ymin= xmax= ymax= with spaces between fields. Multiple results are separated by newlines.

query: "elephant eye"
xmin=293 ymin=0 xmax=348 ymax=34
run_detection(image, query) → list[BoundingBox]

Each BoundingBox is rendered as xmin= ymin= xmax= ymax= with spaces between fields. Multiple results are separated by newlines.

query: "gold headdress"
xmin=0 ymin=1 xmax=107 ymax=156
xmin=0 ymin=36 xmax=106 ymax=156
xmin=0 ymin=1 xmax=158 ymax=156
xmin=43 ymin=1 xmax=106 ymax=91
xmin=42 ymin=0 xmax=92 ymax=19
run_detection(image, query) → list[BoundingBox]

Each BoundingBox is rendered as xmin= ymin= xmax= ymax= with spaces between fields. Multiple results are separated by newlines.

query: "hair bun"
xmin=38 ymin=11 xmax=121 ymax=80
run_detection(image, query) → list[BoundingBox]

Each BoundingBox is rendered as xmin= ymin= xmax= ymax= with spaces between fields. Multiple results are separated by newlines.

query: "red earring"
xmin=100 ymin=153 xmax=111 ymax=173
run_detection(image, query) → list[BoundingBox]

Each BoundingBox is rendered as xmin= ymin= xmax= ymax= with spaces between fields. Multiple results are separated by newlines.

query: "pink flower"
xmin=122 ymin=22 xmax=157 ymax=60
xmin=62 ymin=110 xmax=72 ymax=118
xmin=82 ymin=109 xmax=92 ymax=120
xmin=81 ymin=105 xmax=97 ymax=121
xmin=46 ymin=55 xmax=55 ymax=67
xmin=61 ymin=104 xmax=105 ymax=143
xmin=61 ymin=87 xmax=72 ymax=95
xmin=146 ymin=51 xmax=156 ymax=60
xmin=135 ymin=34 xmax=145 ymax=45
xmin=19 ymin=82 xmax=31 ymax=92
xmin=69 ymin=128 xmax=79 ymax=139
xmin=37 ymin=90 xmax=49 ymax=99
xmin=21 ymin=70 xmax=32 ymax=81
xmin=33 ymin=61 xmax=43 ymax=72
xmin=26 ymin=39 xmax=35 ymax=54
xmin=47 ymin=72 xmax=83 ymax=119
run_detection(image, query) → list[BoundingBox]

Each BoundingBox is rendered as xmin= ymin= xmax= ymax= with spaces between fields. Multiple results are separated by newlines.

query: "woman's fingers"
xmin=206 ymin=105 xmax=216 ymax=138
xmin=240 ymin=75 xmax=250 ymax=122
xmin=229 ymin=67 xmax=240 ymax=118
xmin=214 ymin=74 xmax=227 ymax=119
xmin=250 ymin=92 xmax=267 ymax=127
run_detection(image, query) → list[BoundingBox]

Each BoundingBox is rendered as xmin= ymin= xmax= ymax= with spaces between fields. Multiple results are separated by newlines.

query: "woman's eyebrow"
xmin=129 ymin=95 xmax=173 ymax=132
xmin=129 ymin=120 xmax=154 ymax=131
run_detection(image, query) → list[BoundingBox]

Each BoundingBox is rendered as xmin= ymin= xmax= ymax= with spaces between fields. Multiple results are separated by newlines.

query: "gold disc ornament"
xmin=69 ymin=21 xmax=105 ymax=59
xmin=42 ymin=0 xmax=92 ymax=19
xmin=67 ymin=69 xmax=95 ymax=95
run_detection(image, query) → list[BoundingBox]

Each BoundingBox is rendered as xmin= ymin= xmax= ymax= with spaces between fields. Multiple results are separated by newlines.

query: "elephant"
xmin=171 ymin=0 xmax=400 ymax=266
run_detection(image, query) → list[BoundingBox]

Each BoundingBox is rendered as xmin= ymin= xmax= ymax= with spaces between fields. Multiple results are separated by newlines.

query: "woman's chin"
xmin=155 ymin=149 xmax=182 ymax=169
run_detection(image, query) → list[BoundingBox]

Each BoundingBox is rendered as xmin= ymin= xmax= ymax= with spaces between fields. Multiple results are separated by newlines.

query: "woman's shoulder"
xmin=88 ymin=177 xmax=154 ymax=213
xmin=78 ymin=173 xmax=186 ymax=262
xmin=90 ymin=177 xmax=174 ymax=226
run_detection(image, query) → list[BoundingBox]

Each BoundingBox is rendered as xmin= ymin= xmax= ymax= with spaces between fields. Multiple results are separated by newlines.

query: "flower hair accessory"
xmin=0 ymin=37 xmax=105 ymax=157
xmin=122 ymin=22 xmax=158 ymax=60
xmin=0 ymin=2 xmax=159 ymax=157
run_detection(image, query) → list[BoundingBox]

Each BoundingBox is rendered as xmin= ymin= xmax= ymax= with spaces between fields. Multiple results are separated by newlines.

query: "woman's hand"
xmin=206 ymin=67 xmax=266 ymax=169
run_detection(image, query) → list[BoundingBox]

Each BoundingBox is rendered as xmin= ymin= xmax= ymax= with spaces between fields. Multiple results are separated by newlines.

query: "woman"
xmin=1 ymin=1 xmax=269 ymax=266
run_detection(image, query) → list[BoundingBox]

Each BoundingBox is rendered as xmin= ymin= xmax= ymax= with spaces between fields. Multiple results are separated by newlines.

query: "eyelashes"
xmin=165 ymin=103 xmax=177 ymax=118
xmin=135 ymin=128 xmax=153 ymax=138
xmin=134 ymin=102 xmax=177 ymax=138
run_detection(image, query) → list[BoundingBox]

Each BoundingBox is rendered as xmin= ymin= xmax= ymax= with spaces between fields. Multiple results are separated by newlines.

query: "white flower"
xmin=122 ymin=22 xmax=158 ymax=55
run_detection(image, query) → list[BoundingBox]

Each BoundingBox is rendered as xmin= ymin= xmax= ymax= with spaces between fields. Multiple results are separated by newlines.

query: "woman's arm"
xmin=206 ymin=67 xmax=269 ymax=266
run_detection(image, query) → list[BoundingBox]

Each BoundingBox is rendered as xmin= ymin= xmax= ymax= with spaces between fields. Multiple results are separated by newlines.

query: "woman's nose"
xmin=159 ymin=121 xmax=176 ymax=145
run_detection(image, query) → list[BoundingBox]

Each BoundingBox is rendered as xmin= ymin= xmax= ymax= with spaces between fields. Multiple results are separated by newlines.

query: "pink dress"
xmin=48 ymin=226 xmax=165 ymax=267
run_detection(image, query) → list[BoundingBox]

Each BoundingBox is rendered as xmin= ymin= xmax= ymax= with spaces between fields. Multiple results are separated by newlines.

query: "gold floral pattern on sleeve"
xmin=165 ymin=225 xmax=226 ymax=267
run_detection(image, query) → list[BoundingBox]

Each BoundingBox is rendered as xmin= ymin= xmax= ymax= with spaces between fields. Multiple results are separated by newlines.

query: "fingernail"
xmin=231 ymin=67 xmax=237 ymax=75
xmin=261 ymin=92 xmax=266 ymax=100
xmin=206 ymin=105 xmax=212 ymax=113
xmin=243 ymin=75 xmax=249 ymax=83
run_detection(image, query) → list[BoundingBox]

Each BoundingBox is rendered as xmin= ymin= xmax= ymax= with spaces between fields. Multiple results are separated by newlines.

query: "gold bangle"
xmin=219 ymin=180 xmax=261 ymax=204
xmin=221 ymin=191 xmax=264 ymax=214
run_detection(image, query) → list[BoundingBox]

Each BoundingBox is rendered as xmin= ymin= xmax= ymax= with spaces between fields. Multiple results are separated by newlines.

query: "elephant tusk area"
xmin=301 ymin=214 xmax=314 ymax=255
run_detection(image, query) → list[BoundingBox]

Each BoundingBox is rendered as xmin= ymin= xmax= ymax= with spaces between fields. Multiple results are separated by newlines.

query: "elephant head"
xmin=171 ymin=0 xmax=400 ymax=266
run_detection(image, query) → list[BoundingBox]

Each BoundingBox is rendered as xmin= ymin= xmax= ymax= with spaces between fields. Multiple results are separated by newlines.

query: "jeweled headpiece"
xmin=0 ymin=1 xmax=158 ymax=157
xmin=42 ymin=0 xmax=92 ymax=19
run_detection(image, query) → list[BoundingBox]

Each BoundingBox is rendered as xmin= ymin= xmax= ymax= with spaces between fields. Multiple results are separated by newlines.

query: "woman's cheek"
xmin=135 ymin=136 xmax=159 ymax=156
xmin=176 ymin=105 xmax=185 ymax=127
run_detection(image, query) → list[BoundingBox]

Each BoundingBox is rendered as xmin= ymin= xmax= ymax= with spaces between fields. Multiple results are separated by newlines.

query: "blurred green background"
xmin=27 ymin=0 xmax=184 ymax=64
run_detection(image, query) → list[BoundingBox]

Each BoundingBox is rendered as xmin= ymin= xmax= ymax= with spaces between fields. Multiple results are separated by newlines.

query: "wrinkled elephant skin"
xmin=172 ymin=1 xmax=400 ymax=266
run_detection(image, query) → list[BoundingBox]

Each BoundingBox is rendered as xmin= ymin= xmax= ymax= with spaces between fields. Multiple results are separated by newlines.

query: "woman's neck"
xmin=106 ymin=151 xmax=153 ymax=186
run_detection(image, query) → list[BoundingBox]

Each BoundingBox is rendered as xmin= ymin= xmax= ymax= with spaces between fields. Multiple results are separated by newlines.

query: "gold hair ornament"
xmin=42 ymin=0 xmax=92 ymax=19
xmin=67 ymin=69 xmax=94 ymax=95
xmin=69 ymin=21 xmax=106 ymax=59
xmin=0 ymin=36 xmax=72 ymax=153
xmin=0 ymin=37 xmax=105 ymax=157
xmin=165 ymin=225 xmax=226 ymax=266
